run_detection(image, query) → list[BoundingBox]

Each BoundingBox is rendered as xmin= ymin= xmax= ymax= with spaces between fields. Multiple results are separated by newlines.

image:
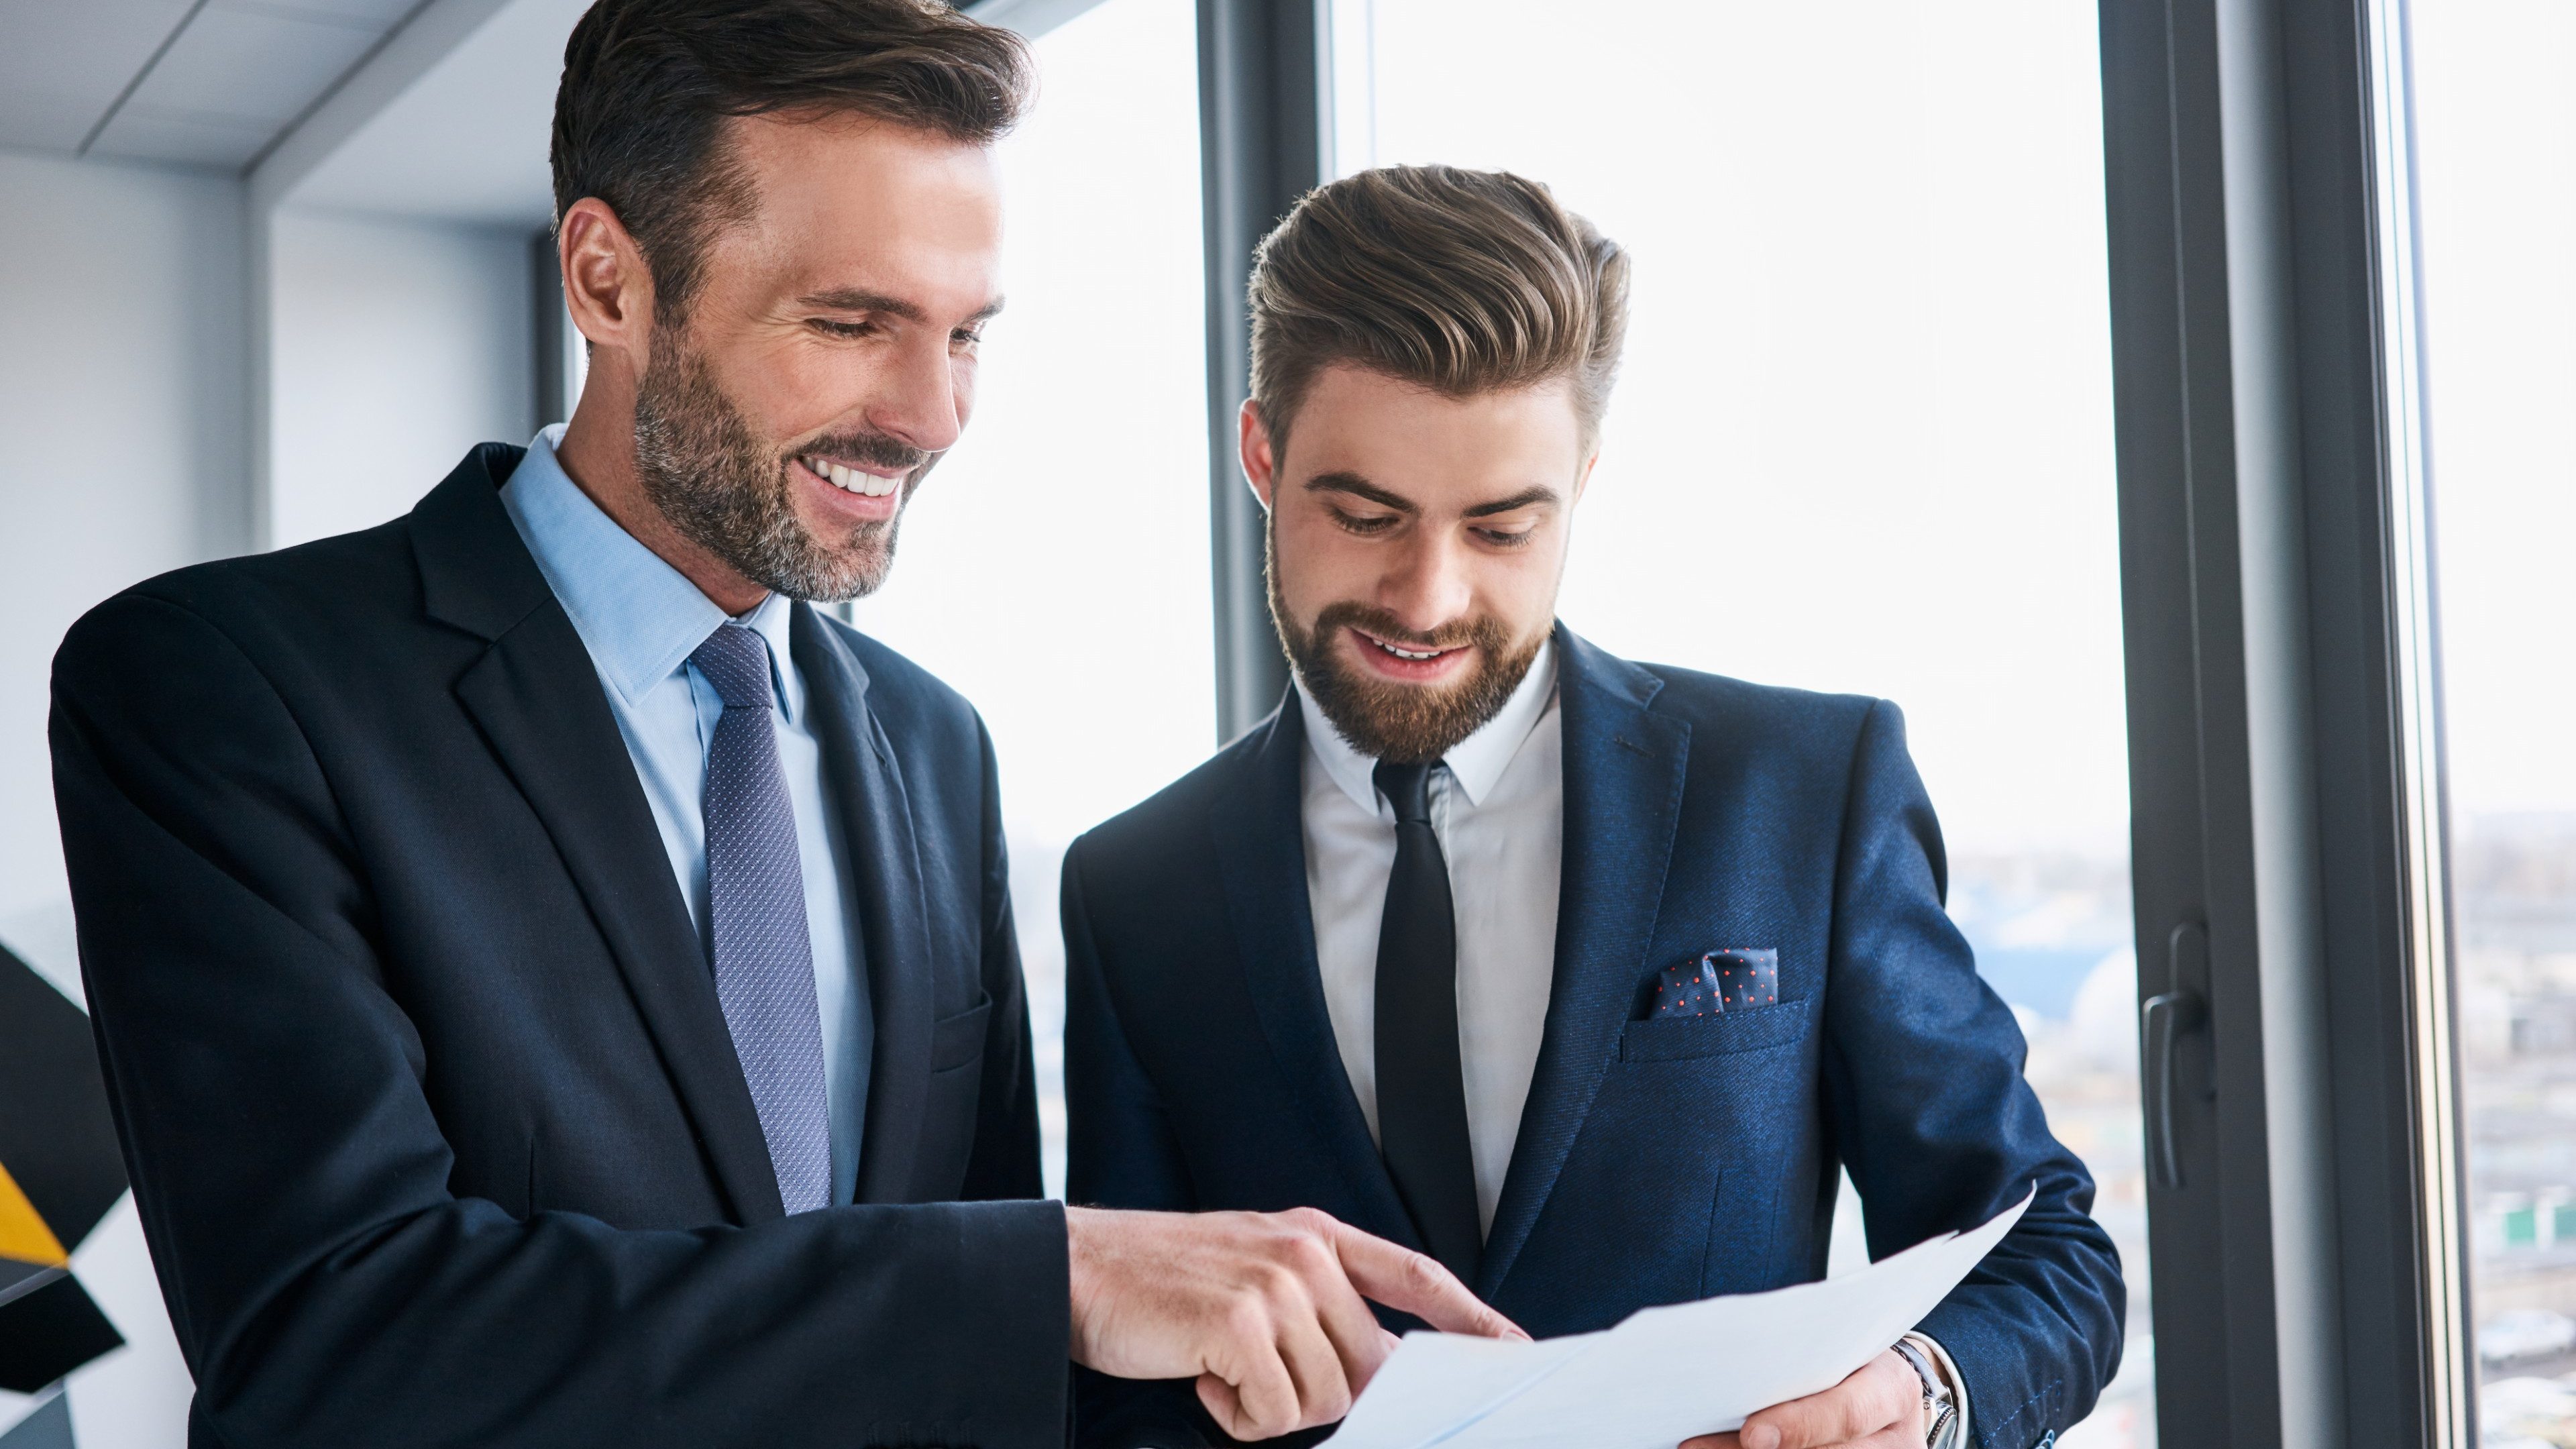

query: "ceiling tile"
xmin=0 ymin=86 xmax=108 ymax=154
xmin=122 ymin=5 xmax=383 ymax=127
xmin=87 ymin=103 xmax=276 ymax=170
xmin=224 ymin=0 xmax=422 ymax=26
xmin=0 ymin=0 xmax=194 ymax=154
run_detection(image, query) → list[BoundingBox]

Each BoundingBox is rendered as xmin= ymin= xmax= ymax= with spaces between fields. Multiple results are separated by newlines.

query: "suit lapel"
xmin=792 ymin=608 xmax=938 ymax=1205
xmin=1479 ymin=628 xmax=1690 ymax=1295
xmin=1209 ymin=700 xmax=1420 ymax=1248
xmin=413 ymin=453 xmax=785 ymax=1225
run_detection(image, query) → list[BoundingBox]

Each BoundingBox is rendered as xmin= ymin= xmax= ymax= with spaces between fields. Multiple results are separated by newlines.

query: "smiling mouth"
xmin=801 ymin=455 xmax=902 ymax=498
xmin=1354 ymin=628 xmax=1469 ymax=663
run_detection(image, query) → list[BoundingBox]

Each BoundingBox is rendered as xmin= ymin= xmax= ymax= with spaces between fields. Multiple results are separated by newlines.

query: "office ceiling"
xmin=285 ymin=0 xmax=581 ymax=223
xmin=0 ymin=0 xmax=1097 ymax=212
xmin=0 ymin=0 xmax=420 ymax=171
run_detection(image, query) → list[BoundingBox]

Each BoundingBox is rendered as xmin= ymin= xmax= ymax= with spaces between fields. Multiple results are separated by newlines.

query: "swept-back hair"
xmin=1248 ymin=164 xmax=1631 ymax=453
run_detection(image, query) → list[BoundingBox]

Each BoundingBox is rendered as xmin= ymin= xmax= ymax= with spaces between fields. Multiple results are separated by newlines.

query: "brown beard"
xmin=1267 ymin=520 xmax=1547 ymax=764
xmin=630 ymin=326 xmax=934 ymax=602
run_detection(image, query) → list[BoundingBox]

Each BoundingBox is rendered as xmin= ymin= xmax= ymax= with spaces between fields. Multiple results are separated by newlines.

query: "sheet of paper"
xmin=1329 ymin=1188 xmax=2034 ymax=1449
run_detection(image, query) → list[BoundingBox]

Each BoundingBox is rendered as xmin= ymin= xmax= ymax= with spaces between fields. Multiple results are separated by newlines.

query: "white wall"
xmin=267 ymin=208 xmax=533 ymax=548
xmin=0 ymin=149 xmax=249 ymax=947
xmin=0 ymin=144 xmax=246 ymax=1449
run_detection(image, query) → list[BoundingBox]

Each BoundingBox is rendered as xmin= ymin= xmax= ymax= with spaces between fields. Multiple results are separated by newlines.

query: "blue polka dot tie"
xmin=692 ymin=623 xmax=831 ymax=1216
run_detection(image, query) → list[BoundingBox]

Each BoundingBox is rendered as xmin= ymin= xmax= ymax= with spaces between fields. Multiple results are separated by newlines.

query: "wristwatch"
xmin=1890 ymin=1336 xmax=1960 ymax=1449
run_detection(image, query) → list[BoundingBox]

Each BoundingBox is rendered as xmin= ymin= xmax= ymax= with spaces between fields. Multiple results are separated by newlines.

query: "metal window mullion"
xmin=2357 ymin=0 xmax=2472 ymax=1436
xmin=1195 ymin=0 xmax=1318 ymax=743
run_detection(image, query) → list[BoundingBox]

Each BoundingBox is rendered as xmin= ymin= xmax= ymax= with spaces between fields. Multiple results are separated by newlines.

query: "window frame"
xmin=2102 ymin=0 xmax=2463 ymax=1441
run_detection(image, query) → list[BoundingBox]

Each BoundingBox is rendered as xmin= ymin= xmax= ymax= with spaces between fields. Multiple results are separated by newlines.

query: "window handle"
xmin=2143 ymin=987 xmax=2207 ymax=1189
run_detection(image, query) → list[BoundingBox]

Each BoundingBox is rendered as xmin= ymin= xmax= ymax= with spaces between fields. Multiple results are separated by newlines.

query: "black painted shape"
xmin=0 ymin=1273 xmax=122 ymax=1394
xmin=0 ymin=947 xmax=124 ymax=1251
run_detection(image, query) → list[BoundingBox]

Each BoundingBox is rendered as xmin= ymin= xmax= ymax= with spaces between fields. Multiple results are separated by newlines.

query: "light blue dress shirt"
xmin=499 ymin=425 xmax=869 ymax=1207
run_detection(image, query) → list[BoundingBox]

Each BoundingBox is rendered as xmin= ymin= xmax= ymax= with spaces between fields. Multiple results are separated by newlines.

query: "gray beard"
xmin=630 ymin=333 xmax=917 ymax=603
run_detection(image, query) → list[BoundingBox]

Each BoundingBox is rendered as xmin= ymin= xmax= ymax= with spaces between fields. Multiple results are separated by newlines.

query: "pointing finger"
xmin=1328 ymin=1220 xmax=1527 ymax=1340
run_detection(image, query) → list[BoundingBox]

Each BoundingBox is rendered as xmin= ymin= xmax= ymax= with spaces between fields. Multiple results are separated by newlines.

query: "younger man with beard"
xmin=1062 ymin=166 xmax=2125 ymax=1449
xmin=48 ymin=5 xmax=1513 ymax=1446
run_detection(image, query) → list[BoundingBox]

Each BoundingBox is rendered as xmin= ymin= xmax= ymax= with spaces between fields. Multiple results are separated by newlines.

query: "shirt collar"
xmin=1298 ymin=636 xmax=1558 ymax=816
xmin=498 ymin=425 xmax=800 ymax=719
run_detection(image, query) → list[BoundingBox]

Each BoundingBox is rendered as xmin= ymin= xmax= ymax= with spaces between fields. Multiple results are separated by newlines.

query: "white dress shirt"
xmin=1299 ymin=639 xmax=1562 ymax=1234
xmin=499 ymin=425 xmax=870 ymax=1207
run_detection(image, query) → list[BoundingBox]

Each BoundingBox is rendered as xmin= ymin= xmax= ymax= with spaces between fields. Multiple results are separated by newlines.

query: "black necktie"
xmin=1372 ymin=759 xmax=1481 ymax=1284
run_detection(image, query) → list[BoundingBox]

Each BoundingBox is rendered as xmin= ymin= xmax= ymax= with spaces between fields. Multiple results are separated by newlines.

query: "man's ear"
xmin=1238 ymin=398 xmax=1278 ymax=511
xmin=1572 ymin=449 xmax=1601 ymax=505
xmin=559 ymin=197 xmax=656 ymax=368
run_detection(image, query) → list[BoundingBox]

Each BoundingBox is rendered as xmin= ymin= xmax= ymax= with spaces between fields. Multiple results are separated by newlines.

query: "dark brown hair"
xmin=551 ymin=0 xmax=1032 ymax=319
xmin=1248 ymin=165 xmax=1630 ymax=454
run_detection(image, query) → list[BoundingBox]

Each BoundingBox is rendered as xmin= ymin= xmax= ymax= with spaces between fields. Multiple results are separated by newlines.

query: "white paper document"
xmin=1328 ymin=1189 xmax=2034 ymax=1449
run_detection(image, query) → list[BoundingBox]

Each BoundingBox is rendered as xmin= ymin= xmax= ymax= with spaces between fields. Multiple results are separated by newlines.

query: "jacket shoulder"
xmin=1638 ymin=665 xmax=1885 ymax=737
xmin=1629 ymin=659 xmax=1890 ymax=759
xmin=1065 ymin=714 xmax=1264 ymax=875
xmin=59 ymin=517 xmax=423 ymax=674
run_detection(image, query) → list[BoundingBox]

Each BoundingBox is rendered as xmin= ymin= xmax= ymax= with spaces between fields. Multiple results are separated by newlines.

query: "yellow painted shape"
xmin=0 ymin=1161 xmax=68 ymax=1268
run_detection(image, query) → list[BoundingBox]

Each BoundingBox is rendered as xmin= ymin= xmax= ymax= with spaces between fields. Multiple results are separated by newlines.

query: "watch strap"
xmin=1890 ymin=1336 xmax=1960 ymax=1449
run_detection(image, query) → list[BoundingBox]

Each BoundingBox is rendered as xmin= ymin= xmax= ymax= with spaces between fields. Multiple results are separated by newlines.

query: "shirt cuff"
xmin=1900 ymin=1331 xmax=1970 ymax=1449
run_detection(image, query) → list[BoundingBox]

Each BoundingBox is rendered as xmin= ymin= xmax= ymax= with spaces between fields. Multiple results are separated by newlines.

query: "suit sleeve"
xmin=961 ymin=714 xmax=1046 ymax=1203
xmin=1061 ymin=839 xmax=1215 ymax=1449
xmin=1819 ymin=699 xmax=2125 ymax=1449
xmin=50 ymin=592 xmax=1071 ymax=1449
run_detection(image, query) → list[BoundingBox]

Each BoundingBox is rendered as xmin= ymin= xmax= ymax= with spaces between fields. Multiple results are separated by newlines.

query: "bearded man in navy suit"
xmin=1063 ymin=166 xmax=2125 ymax=1449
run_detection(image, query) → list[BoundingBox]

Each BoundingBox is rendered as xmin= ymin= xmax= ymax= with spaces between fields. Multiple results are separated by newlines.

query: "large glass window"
xmin=1334 ymin=4 xmax=2147 ymax=1442
xmin=849 ymin=0 xmax=1212 ymax=1195
xmin=2410 ymin=2 xmax=2576 ymax=1440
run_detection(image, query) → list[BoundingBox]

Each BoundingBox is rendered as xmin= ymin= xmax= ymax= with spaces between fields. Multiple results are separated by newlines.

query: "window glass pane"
xmin=848 ymin=0 xmax=1212 ymax=1195
xmin=2410 ymin=2 xmax=2576 ymax=1436
xmin=1341 ymin=4 xmax=2147 ymax=1443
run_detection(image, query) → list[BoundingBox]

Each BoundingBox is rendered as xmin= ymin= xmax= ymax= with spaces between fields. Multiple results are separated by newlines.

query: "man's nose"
xmin=1377 ymin=531 xmax=1474 ymax=635
xmin=866 ymin=335 xmax=965 ymax=455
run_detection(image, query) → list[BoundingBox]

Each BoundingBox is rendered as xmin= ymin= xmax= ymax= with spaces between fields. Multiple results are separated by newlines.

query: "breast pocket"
xmin=1619 ymin=998 xmax=1813 ymax=1063
xmin=929 ymin=994 xmax=993 ymax=1074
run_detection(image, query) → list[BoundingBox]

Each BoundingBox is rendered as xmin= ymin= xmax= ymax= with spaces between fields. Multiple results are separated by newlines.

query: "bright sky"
xmin=1344 ymin=0 xmax=2129 ymax=856
xmin=2410 ymin=0 xmax=2576 ymax=821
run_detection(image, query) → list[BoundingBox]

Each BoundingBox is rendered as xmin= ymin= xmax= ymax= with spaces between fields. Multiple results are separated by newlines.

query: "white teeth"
xmin=1374 ymin=639 xmax=1441 ymax=660
xmin=811 ymin=458 xmax=897 ymax=498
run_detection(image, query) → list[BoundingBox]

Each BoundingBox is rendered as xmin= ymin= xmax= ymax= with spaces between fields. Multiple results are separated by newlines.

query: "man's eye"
xmin=811 ymin=318 xmax=877 ymax=338
xmin=1331 ymin=509 xmax=1397 ymax=535
xmin=951 ymin=328 xmax=983 ymax=350
xmin=1475 ymin=526 xmax=1537 ymax=548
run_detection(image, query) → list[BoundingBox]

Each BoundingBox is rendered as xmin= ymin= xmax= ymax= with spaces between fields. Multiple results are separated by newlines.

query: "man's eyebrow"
xmin=1303 ymin=471 xmax=1417 ymax=513
xmin=1463 ymin=486 xmax=1562 ymax=518
xmin=798 ymin=287 xmax=925 ymax=323
xmin=795 ymin=290 xmax=1006 ymax=327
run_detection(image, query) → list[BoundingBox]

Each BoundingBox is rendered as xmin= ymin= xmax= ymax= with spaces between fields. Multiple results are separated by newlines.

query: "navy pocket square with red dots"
xmin=1650 ymin=948 xmax=1781 ymax=1018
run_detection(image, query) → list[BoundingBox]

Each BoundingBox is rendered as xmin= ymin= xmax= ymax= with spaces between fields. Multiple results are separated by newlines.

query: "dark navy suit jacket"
xmin=50 ymin=445 xmax=1067 ymax=1448
xmin=1063 ymin=629 xmax=2122 ymax=1449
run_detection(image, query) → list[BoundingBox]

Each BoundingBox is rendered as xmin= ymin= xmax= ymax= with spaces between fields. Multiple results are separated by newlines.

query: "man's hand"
xmin=1681 ymin=1348 xmax=1925 ymax=1449
xmin=1066 ymin=1204 xmax=1527 ymax=1440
